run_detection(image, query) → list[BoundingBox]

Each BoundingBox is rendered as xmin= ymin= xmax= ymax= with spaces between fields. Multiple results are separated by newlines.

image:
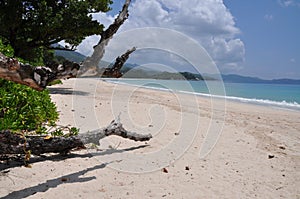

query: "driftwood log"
xmin=0 ymin=118 xmax=152 ymax=155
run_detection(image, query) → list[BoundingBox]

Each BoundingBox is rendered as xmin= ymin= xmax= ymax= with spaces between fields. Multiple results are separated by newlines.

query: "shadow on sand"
xmin=0 ymin=145 xmax=148 ymax=199
xmin=2 ymin=163 xmax=107 ymax=199
xmin=48 ymin=87 xmax=89 ymax=96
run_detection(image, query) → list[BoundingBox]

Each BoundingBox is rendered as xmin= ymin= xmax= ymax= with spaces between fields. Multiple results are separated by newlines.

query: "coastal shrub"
xmin=0 ymin=38 xmax=59 ymax=132
xmin=0 ymin=79 xmax=59 ymax=131
xmin=0 ymin=38 xmax=14 ymax=57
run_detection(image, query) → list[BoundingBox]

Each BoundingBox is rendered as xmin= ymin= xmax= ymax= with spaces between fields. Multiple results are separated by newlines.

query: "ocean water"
xmin=106 ymin=79 xmax=300 ymax=111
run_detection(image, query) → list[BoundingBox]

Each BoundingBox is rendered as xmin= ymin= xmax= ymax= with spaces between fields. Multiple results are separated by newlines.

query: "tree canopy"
xmin=0 ymin=0 xmax=112 ymax=61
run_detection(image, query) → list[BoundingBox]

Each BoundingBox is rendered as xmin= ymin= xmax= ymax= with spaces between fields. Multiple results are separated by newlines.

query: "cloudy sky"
xmin=76 ymin=0 xmax=300 ymax=79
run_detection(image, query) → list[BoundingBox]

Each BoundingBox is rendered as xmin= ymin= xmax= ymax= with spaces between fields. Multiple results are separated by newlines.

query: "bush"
xmin=0 ymin=38 xmax=59 ymax=132
xmin=0 ymin=79 xmax=59 ymax=131
xmin=0 ymin=38 xmax=14 ymax=57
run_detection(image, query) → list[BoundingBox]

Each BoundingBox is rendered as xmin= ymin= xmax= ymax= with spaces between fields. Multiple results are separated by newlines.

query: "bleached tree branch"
xmin=0 ymin=118 xmax=152 ymax=155
xmin=101 ymin=47 xmax=136 ymax=78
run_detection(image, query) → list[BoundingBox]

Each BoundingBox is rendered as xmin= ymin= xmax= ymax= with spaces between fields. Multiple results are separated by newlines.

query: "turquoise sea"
xmin=107 ymin=79 xmax=300 ymax=111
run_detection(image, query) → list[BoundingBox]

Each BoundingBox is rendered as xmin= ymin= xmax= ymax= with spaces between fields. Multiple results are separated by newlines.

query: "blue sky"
xmin=223 ymin=0 xmax=300 ymax=79
xmin=77 ymin=0 xmax=300 ymax=79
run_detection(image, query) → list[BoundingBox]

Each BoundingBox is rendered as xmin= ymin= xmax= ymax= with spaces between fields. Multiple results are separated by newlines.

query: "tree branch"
xmin=0 ymin=53 xmax=41 ymax=90
xmin=0 ymin=118 xmax=152 ymax=155
xmin=0 ymin=53 xmax=80 ymax=90
xmin=48 ymin=47 xmax=75 ymax=52
xmin=101 ymin=47 xmax=136 ymax=78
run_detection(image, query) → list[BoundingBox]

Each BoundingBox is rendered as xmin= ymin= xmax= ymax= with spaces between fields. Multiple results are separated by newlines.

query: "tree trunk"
xmin=79 ymin=0 xmax=131 ymax=76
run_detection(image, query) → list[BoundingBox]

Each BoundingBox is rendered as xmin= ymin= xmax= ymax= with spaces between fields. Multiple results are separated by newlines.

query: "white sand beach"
xmin=1 ymin=78 xmax=299 ymax=198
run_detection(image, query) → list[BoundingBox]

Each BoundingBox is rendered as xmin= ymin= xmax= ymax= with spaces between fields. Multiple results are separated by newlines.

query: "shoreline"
xmin=104 ymin=78 xmax=300 ymax=112
xmin=1 ymin=78 xmax=299 ymax=198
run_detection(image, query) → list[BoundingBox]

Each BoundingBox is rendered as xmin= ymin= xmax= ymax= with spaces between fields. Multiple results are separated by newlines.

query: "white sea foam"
xmin=179 ymin=90 xmax=300 ymax=111
xmin=106 ymin=79 xmax=300 ymax=111
xmin=107 ymin=79 xmax=172 ymax=92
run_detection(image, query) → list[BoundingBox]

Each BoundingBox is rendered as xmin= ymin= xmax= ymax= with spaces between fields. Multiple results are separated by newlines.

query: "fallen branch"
xmin=0 ymin=118 xmax=152 ymax=155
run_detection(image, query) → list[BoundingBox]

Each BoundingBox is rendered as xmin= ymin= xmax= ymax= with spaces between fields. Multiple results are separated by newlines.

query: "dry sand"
xmin=1 ymin=78 xmax=299 ymax=199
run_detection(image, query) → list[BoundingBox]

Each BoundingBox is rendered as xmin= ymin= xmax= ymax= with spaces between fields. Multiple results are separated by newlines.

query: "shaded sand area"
xmin=1 ymin=78 xmax=299 ymax=198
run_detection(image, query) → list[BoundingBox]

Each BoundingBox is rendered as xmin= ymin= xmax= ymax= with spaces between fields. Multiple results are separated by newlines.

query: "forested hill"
xmin=221 ymin=74 xmax=300 ymax=85
xmin=54 ymin=50 xmax=210 ymax=80
xmin=54 ymin=50 xmax=300 ymax=84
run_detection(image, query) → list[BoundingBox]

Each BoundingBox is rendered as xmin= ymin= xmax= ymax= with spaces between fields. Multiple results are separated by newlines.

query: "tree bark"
xmin=101 ymin=47 xmax=136 ymax=78
xmin=0 ymin=52 xmax=80 ymax=91
xmin=0 ymin=118 xmax=152 ymax=155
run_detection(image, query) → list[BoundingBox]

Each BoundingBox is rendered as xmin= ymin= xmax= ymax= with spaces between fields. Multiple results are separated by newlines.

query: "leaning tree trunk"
xmin=80 ymin=0 xmax=132 ymax=76
xmin=0 ymin=118 xmax=152 ymax=155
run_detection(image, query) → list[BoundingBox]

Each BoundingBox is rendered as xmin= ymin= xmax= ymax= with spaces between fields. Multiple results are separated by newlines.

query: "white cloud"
xmin=264 ymin=14 xmax=274 ymax=21
xmin=278 ymin=0 xmax=300 ymax=7
xmin=76 ymin=12 xmax=115 ymax=55
xmin=206 ymin=37 xmax=245 ymax=70
xmin=123 ymin=0 xmax=240 ymax=37
xmin=92 ymin=12 xmax=115 ymax=27
xmin=77 ymin=0 xmax=245 ymax=73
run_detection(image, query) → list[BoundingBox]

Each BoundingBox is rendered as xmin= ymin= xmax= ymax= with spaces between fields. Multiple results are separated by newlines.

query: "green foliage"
xmin=47 ymin=79 xmax=63 ymax=86
xmin=50 ymin=126 xmax=79 ymax=137
xmin=0 ymin=37 xmax=44 ymax=66
xmin=51 ymin=129 xmax=64 ymax=137
xmin=0 ymin=0 xmax=112 ymax=61
xmin=1 ymin=37 xmax=58 ymax=131
xmin=0 ymin=38 xmax=14 ymax=57
xmin=69 ymin=127 xmax=79 ymax=136
xmin=0 ymin=79 xmax=59 ymax=131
